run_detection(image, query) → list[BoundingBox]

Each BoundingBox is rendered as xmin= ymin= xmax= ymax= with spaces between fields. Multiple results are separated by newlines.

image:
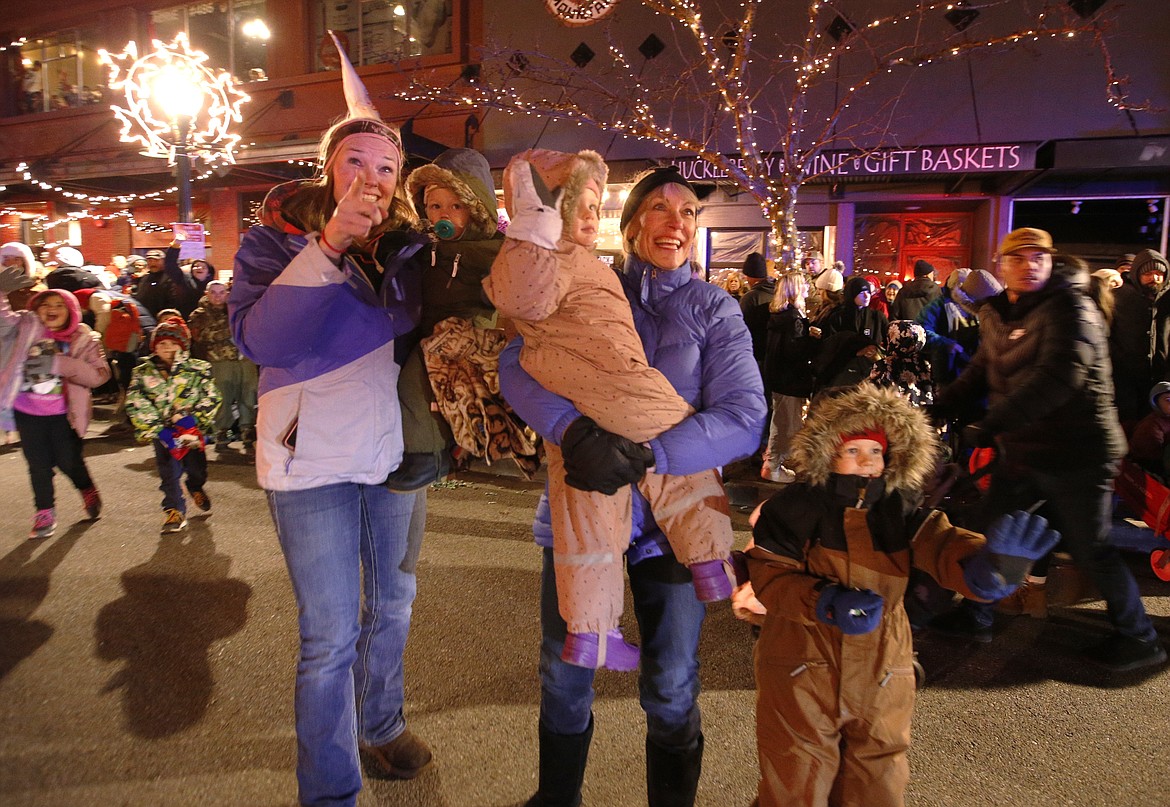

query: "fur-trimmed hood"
xmin=502 ymin=148 xmax=608 ymax=234
xmin=788 ymin=383 xmax=938 ymax=494
xmin=407 ymin=148 xmax=499 ymax=239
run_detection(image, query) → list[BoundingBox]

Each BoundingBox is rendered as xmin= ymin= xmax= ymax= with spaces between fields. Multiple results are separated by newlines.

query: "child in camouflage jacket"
xmin=125 ymin=316 xmax=221 ymax=533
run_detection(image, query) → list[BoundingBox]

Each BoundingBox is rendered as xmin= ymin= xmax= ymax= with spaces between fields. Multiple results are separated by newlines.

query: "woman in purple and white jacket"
xmin=229 ymin=107 xmax=433 ymax=805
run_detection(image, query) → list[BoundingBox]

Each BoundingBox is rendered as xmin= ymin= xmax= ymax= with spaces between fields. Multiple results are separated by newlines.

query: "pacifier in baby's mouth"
xmin=432 ymin=219 xmax=457 ymax=240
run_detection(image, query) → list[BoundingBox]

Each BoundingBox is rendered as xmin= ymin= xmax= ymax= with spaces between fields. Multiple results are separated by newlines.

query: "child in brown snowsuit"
xmin=745 ymin=384 xmax=1058 ymax=806
xmin=486 ymin=149 xmax=735 ymax=671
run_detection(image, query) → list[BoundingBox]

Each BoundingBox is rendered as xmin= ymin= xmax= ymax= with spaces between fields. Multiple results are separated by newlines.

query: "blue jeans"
xmin=537 ymin=547 xmax=705 ymax=751
xmin=153 ymin=441 xmax=208 ymax=513
xmin=965 ymin=460 xmax=1155 ymax=642
xmin=269 ymin=483 xmax=427 ymax=807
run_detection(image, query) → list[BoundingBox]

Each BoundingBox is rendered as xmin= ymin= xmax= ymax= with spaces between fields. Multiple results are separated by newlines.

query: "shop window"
xmin=855 ymin=213 xmax=972 ymax=285
xmin=1012 ymin=198 xmax=1165 ymax=264
xmin=708 ymin=230 xmax=767 ymax=270
xmin=239 ymin=189 xmax=269 ymax=234
xmin=313 ymin=0 xmax=454 ymax=70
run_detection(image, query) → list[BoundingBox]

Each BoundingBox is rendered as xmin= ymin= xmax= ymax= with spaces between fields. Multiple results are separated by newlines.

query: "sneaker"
xmin=562 ymin=629 xmax=640 ymax=671
xmin=929 ymin=606 xmax=993 ymax=644
xmin=690 ymin=558 xmax=734 ymax=602
xmin=359 ymin=729 xmax=434 ymax=780
xmin=1084 ymin=632 xmax=1168 ymax=672
xmin=30 ymin=508 xmax=56 ymax=539
xmin=81 ymin=486 xmax=102 ymax=520
xmin=762 ymin=463 xmax=796 ymax=484
xmin=190 ymin=489 xmax=212 ymax=512
xmin=213 ymin=431 xmax=230 ymax=447
xmin=995 ymin=581 xmax=1048 ymax=619
xmin=161 ymin=508 xmax=188 ymax=534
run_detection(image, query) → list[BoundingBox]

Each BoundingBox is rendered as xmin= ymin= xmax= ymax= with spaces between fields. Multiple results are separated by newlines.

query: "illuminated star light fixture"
xmin=99 ymin=32 xmax=250 ymax=166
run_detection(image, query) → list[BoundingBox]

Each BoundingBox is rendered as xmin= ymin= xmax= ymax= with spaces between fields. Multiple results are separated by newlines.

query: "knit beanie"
xmin=1131 ymin=249 xmax=1169 ymax=279
xmin=1091 ymin=268 xmax=1123 ymax=289
xmin=1150 ymin=381 xmax=1170 ymax=410
xmin=913 ymin=259 xmax=935 ymax=278
xmin=840 ymin=428 xmax=888 ymax=453
xmin=963 ymin=269 xmax=1001 ymax=301
xmin=945 ymin=268 xmax=971 ymax=292
xmin=1115 ymin=253 xmax=1136 ymax=272
xmin=742 ymin=252 xmax=767 ymax=279
xmin=54 ymin=246 xmax=84 ymax=268
xmin=151 ymin=316 xmax=191 ymax=353
xmin=814 ymin=267 xmax=844 ymax=292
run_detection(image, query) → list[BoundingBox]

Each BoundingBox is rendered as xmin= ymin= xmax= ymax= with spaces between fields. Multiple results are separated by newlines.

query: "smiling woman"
xmin=496 ymin=162 xmax=766 ymax=807
xmin=226 ymin=34 xmax=434 ymax=807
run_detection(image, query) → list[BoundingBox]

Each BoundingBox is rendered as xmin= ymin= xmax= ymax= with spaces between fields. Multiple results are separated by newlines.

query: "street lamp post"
xmin=100 ymin=34 xmax=249 ymax=224
xmin=152 ymin=63 xmax=206 ymax=223
xmin=174 ymin=116 xmax=193 ymax=223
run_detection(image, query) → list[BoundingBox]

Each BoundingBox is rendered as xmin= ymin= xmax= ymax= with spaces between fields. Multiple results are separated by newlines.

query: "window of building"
xmin=312 ymin=0 xmax=454 ymax=70
xmin=855 ymin=212 xmax=973 ymax=285
xmin=18 ymin=27 xmax=109 ymax=114
xmin=1012 ymin=198 xmax=1166 ymax=266
xmin=149 ymin=1 xmax=270 ymax=83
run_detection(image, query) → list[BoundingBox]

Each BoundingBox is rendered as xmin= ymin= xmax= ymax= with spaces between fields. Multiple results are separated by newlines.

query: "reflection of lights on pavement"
xmin=99 ymin=32 xmax=250 ymax=166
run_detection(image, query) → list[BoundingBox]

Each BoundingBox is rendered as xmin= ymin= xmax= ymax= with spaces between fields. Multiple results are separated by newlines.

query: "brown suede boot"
xmin=359 ymin=729 xmax=433 ymax=780
xmin=995 ymin=580 xmax=1048 ymax=618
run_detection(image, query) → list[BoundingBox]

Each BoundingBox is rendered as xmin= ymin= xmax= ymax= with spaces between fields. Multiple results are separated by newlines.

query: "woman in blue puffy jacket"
xmin=500 ymin=166 xmax=767 ymax=807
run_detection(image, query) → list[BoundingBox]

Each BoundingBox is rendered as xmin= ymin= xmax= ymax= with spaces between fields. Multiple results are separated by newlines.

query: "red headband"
xmin=840 ymin=428 xmax=888 ymax=453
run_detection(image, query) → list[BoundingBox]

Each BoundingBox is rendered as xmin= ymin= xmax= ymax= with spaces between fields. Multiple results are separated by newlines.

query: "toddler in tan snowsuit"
xmin=485 ymin=149 xmax=734 ymax=671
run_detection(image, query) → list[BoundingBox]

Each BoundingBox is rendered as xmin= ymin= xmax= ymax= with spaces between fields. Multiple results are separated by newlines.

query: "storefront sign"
xmin=670 ymin=142 xmax=1039 ymax=181
xmin=544 ymin=0 xmax=620 ymax=26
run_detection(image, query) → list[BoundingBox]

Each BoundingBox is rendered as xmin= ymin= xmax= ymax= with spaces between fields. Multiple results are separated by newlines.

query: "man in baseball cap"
xmin=931 ymin=226 xmax=1164 ymax=670
xmin=996 ymin=227 xmax=1057 ymax=303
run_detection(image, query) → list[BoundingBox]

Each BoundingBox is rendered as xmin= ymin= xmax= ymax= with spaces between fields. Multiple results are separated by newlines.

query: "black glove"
xmin=560 ymin=416 xmax=654 ymax=495
xmin=962 ymin=423 xmax=996 ymax=448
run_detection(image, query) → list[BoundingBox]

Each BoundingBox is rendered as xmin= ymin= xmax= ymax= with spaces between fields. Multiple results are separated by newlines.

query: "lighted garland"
xmin=11 ymin=161 xmax=214 ymax=205
xmin=99 ymin=32 xmax=250 ymax=166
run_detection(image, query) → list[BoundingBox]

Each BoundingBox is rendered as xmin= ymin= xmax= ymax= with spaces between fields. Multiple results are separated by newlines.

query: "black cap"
xmin=620 ymin=166 xmax=697 ymax=234
xmin=742 ymin=252 xmax=767 ymax=279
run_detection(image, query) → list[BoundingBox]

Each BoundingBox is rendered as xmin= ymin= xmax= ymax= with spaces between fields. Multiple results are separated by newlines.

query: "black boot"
xmin=646 ymin=733 xmax=703 ymax=807
xmin=523 ymin=716 xmax=593 ymax=807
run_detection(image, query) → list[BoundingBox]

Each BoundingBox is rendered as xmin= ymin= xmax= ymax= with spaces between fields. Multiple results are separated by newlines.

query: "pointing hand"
xmin=322 ymin=175 xmax=385 ymax=255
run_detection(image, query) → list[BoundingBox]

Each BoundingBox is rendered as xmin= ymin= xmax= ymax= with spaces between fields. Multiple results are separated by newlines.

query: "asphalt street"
xmin=2 ymin=415 xmax=1170 ymax=807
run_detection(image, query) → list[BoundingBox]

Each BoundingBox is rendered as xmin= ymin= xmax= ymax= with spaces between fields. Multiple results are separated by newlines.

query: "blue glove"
xmin=815 ymin=584 xmax=884 ymax=634
xmin=985 ymin=510 xmax=1060 ymax=583
xmin=961 ymin=552 xmax=1013 ymax=600
xmin=157 ymin=427 xmax=178 ymax=451
xmin=964 ymin=510 xmax=1061 ymax=599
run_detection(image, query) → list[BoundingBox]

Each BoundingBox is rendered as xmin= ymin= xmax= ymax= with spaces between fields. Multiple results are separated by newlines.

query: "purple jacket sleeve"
xmin=647 ymin=292 xmax=767 ymax=476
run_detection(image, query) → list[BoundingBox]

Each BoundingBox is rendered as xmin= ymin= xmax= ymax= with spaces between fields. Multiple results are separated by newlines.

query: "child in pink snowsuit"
xmin=486 ymin=149 xmax=735 ymax=670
